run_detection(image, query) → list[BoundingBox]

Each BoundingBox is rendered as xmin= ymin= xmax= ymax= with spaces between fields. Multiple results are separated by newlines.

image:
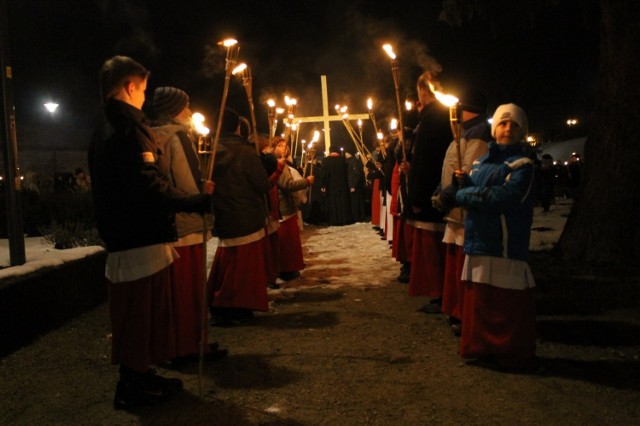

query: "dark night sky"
xmin=5 ymin=0 xmax=600 ymax=144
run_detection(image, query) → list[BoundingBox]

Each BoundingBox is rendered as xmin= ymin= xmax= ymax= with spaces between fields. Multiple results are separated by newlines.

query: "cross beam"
xmin=292 ymin=75 xmax=369 ymax=156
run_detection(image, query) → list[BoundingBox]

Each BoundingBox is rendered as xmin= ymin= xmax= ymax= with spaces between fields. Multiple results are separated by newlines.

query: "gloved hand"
xmin=182 ymin=194 xmax=213 ymax=214
xmin=431 ymin=184 xmax=458 ymax=213
xmin=452 ymin=170 xmax=470 ymax=188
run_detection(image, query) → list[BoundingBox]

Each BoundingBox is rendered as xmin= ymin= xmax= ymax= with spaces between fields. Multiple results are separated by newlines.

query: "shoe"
xmin=417 ymin=298 xmax=442 ymax=314
xmin=206 ymin=346 xmax=229 ymax=360
xmin=210 ymin=316 xmax=238 ymax=327
xmin=113 ymin=369 xmax=182 ymax=410
xmin=450 ymin=323 xmax=462 ymax=337
xmin=396 ymin=273 xmax=410 ymax=283
xmin=279 ymin=271 xmax=301 ymax=281
xmin=417 ymin=304 xmax=441 ymax=314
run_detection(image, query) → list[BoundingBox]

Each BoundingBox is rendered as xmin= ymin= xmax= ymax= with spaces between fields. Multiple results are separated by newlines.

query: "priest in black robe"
xmin=320 ymin=145 xmax=352 ymax=226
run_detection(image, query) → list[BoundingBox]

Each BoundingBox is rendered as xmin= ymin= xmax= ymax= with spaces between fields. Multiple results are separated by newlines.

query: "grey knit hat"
xmin=153 ymin=87 xmax=189 ymax=118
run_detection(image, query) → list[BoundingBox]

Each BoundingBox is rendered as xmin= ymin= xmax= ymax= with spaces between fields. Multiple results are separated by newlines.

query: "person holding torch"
xmin=208 ymin=108 xmax=272 ymax=326
xmin=437 ymin=103 xmax=537 ymax=372
xmin=405 ymin=72 xmax=452 ymax=313
xmin=151 ymin=86 xmax=228 ymax=367
xmin=89 ymin=57 xmax=213 ymax=409
xmin=273 ymin=137 xmax=314 ymax=281
xmin=431 ymin=88 xmax=491 ymax=336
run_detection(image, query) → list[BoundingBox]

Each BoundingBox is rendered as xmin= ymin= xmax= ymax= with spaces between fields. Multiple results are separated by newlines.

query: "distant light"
xmin=44 ymin=102 xmax=59 ymax=113
xmin=487 ymin=118 xmax=493 ymax=124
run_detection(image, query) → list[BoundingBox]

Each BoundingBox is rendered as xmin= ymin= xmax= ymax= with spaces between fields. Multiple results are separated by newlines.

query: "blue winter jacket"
xmin=455 ymin=141 xmax=535 ymax=261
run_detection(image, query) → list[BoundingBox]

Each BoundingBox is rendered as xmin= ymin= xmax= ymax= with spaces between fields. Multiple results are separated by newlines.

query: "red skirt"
xmin=391 ymin=215 xmax=403 ymax=259
xmin=109 ymin=267 xmax=176 ymax=372
xmin=408 ymin=228 xmax=445 ymax=298
xmin=278 ymin=215 xmax=305 ymax=272
xmin=171 ymin=244 xmax=208 ymax=357
xmin=264 ymin=231 xmax=280 ymax=286
xmin=389 ymin=163 xmax=400 ymax=215
xmin=460 ymin=281 xmax=536 ymax=365
xmin=209 ymin=238 xmax=270 ymax=312
xmin=371 ymin=179 xmax=381 ymax=226
xmin=441 ymin=244 xmax=466 ymax=319
xmin=393 ymin=219 xmax=414 ymax=263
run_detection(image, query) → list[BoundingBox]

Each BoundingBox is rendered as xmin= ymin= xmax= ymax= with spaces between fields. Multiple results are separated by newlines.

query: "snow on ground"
xmin=1 ymin=199 xmax=571 ymax=281
xmin=0 ymin=239 xmax=103 ymax=280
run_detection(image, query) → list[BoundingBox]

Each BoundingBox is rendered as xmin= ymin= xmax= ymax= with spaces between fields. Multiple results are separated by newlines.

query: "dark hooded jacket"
xmin=212 ymin=133 xmax=270 ymax=239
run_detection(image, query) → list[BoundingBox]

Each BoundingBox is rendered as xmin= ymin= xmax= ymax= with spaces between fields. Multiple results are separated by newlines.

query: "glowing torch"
xmin=367 ymin=97 xmax=380 ymax=134
xmin=200 ymin=39 xmax=238 ymax=392
xmin=430 ymin=81 xmax=461 ymax=170
xmin=267 ymin=99 xmax=276 ymax=138
xmin=232 ymin=62 xmax=260 ymax=154
xmin=283 ymin=95 xmax=297 ymax=145
xmin=207 ymin=38 xmax=239 ymax=180
xmin=382 ymin=43 xmax=407 ymax=167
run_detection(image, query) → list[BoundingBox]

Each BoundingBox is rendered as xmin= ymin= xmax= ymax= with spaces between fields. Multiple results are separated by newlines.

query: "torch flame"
xmin=285 ymin=96 xmax=297 ymax=106
xmin=267 ymin=99 xmax=275 ymax=107
xmin=390 ymin=118 xmax=398 ymax=130
xmin=382 ymin=44 xmax=396 ymax=60
xmin=405 ymin=100 xmax=413 ymax=111
xmin=232 ymin=63 xmax=247 ymax=74
xmin=357 ymin=119 xmax=363 ymax=128
xmin=429 ymin=82 xmax=459 ymax=108
xmin=191 ymin=112 xmax=209 ymax=135
xmin=377 ymin=132 xmax=383 ymax=140
xmin=276 ymin=107 xmax=285 ymax=114
xmin=367 ymin=98 xmax=373 ymax=110
xmin=192 ymin=112 xmax=205 ymax=124
xmin=219 ymin=38 xmax=238 ymax=47
xmin=312 ymin=130 xmax=320 ymax=142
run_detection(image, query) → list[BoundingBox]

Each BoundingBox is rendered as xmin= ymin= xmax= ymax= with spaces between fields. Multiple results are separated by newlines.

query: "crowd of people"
xmin=89 ymin=55 xmax=541 ymax=410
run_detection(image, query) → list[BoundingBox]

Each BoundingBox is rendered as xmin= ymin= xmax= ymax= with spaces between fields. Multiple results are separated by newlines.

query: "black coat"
xmin=212 ymin=134 xmax=270 ymax=239
xmin=320 ymin=153 xmax=352 ymax=226
xmin=407 ymin=101 xmax=452 ymax=222
xmin=89 ymin=99 xmax=200 ymax=252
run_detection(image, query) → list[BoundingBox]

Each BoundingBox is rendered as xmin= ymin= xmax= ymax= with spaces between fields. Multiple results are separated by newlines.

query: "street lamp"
xmin=566 ymin=118 xmax=578 ymax=127
xmin=44 ymin=102 xmax=59 ymax=114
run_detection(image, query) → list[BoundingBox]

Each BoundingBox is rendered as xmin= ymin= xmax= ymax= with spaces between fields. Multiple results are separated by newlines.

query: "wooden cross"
xmin=291 ymin=75 xmax=369 ymax=156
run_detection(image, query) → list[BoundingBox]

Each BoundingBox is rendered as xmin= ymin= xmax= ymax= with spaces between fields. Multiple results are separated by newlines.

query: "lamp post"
xmin=1 ymin=0 xmax=25 ymax=265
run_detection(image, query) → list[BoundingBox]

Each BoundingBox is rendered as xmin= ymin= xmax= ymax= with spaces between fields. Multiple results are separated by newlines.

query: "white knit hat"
xmin=491 ymin=103 xmax=528 ymax=141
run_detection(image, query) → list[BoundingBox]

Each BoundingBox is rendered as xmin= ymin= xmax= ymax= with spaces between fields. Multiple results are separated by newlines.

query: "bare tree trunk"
xmin=556 ymin=1 xmax=640 ymax=265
